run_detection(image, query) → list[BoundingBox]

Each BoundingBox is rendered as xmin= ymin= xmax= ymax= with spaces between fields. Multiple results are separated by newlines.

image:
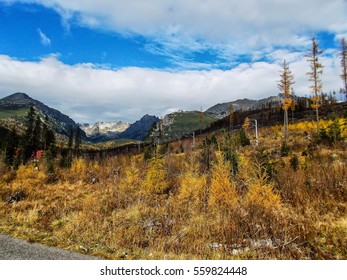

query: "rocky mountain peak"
xmin=0 ymin=92 xmax=84 ymax=138
xmin=2 ymin=92 xmax=31 ymax=101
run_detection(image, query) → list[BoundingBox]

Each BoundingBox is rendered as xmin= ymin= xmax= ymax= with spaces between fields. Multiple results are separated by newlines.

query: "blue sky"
xmin=0 ymin=0 xmax=346 ymax=123
xmin=0 ymin=2 xmax=170 ymax=68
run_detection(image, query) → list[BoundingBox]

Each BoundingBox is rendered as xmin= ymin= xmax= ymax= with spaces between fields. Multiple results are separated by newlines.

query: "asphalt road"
xmin=0 ymin=234 xmax=99 ymax=260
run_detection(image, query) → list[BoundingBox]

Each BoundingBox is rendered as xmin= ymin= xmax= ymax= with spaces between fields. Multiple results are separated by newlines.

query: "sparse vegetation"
xmin=0 ymin=107 xmax=29 ymax=119
xmin=0 ymin=117 xmax=346 ymax=260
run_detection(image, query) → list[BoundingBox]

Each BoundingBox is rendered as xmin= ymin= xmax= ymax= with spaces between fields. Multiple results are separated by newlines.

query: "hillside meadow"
xmin=0 ymin=119 xmax=346 ymax=259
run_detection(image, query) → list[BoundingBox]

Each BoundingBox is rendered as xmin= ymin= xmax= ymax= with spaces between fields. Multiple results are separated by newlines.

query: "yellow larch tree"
xmin=306 ymin=37 xmax=323 ymax=132
xmin=177 ymin=155 xmax=207 ymax=212
xmin=208 ymin=152 xmax=239 ymax=211
xmin=278 ymin=60 xmax=295 ymax=139
xmin=142 ymin=158 xmax=168 ymax=195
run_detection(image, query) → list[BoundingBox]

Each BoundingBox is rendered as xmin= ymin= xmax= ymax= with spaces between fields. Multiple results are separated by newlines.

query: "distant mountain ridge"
xmin=119 ymin=114 xmax=159 ymax=141
xmin=205 ymin=96 xmax=284 ymax=119
xmin=0 ymin=92 xmax=84 ymax=138
xmin=80 ymin=121 xmax=130 ymax=143
xmin=0 ymin=92 xmax=159 ymax=143
xmin=159 ymin=110 xmax=216 ymax=141
xmin=0 ymin=92 xmax=291 ymax=144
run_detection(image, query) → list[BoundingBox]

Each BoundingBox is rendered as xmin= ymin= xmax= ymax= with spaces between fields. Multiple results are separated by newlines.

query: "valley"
xmin=0 ymin=91 xmax=346 ymax=260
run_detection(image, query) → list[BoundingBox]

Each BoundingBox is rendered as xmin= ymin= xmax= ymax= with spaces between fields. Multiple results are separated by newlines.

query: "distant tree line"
xmin=59 ymin=125 xmax=82 ymax=168
xmin=1 ymin=107 xmax=56 ymax=171
xmin=1 ymin=106 xmax=85 ymax=171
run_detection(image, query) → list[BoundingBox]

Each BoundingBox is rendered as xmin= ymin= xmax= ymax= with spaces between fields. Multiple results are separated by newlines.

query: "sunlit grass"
xmin=0 ymin=118 xmax=346 ymax=259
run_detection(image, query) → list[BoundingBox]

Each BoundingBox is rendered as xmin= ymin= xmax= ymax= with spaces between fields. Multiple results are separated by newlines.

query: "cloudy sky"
xmin=0 ymin=0 xmax=346 ymax=123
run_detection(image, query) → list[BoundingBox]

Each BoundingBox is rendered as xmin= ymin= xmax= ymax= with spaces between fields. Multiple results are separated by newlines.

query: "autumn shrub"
xmin=289 ymin=154 xmax=300 ymax=171
xmin=305 ymin=163 xmax=347 ymax=209
xmin=0 ymin=161 xmax=16 ymax=185
xmin=58 ymin=158 xmax=88 ymax=183
xmin=169 ymin=214 xmax=212 ymax=257
xmin=71 ymin=158 xmax=87 ymax=177
xmin=115 ymin=156 xmax=144 ymax=208
xmin=280 ymin=141 xmax=290 ymax=156
xmin=0 ymin=120 xmax=346 ymax=260
xmin=11 ymin=164 xmax=46 ymax=198
xmin=109 ymin=204 xmax=173 ymax=254
xmin=120 ymin=156 xmax=142 ymax=191
xmin=278 ymin=152 xmax=347 ymax=217
xmin=165 ymin=153 xmax=186 ymax=194
xmin=142 ymin=157 xmax=169 ymax=196
xmin=0 ymin=161 xmax=9 ymax=177
xmin=244 ymin=181 xmax=281 ymax=212
xmin=208 ymin=152 xmax=239 ymax=211
xmin=176 ymin=155 xmax=207 ymax=213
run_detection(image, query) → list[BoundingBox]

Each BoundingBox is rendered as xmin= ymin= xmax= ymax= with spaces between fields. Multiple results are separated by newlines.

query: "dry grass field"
xmin=0 ymin=119 xmax=346 ymax=259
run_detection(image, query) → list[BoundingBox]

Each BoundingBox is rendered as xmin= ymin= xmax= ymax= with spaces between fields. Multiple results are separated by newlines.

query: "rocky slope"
xmin=80 ymin=121 xmax=130 ymax=142
xmin=118 ymin=114 xmax=159 ymax=141
xmin=159 ymin=110 xmax=216 ymax=141
xmin=206 ymin=96 xmax=283 ymax=119
xmin=0 ymin=92 xmax=85 ymax=138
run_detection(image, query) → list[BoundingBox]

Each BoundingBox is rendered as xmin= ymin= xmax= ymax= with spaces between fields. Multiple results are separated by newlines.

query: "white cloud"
xmin=3 ymin=0 xmax=346 ymax=56
xmin=37 ymin=28 xmax=51 ymax=46
xmin=0 ymin=53 xmax=343 ymax=123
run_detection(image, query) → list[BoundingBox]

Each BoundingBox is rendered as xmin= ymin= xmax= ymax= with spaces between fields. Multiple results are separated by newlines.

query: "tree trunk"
xmin=316 ymin=106 xmax=320 ymax=132
xmin=284 ymin=109 xmax=289 ymax=139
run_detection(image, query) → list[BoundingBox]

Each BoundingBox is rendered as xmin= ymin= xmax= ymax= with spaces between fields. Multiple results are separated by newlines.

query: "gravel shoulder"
xmin=0 ymin=234 xmax=99 ymax=260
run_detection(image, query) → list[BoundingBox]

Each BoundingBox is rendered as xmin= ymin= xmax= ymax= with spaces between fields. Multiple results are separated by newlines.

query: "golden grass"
xmin=0 ymin=119 xmax=346 ymax=259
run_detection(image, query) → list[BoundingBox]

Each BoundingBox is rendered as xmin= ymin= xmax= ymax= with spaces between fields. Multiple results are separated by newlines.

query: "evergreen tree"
xmin=239 ymin=128 xmax=250 ymax=146
xmin=46 ymin=129 xmax=56 ymax=150
xmin=43 ymin=118 xmax=56 ymax=173
xmin=22 ymin=107 xmax=36 ymax=162
xmin=25 ymin=107 xmax=36 ymax=140
xmin=41 ymin=117 xmax=48 ymax=150
xmin=201 ymin=137 xmax=213 ymax=171
xmin=41 ymin=115 xmax=56 ymax=151
xmin=66 ymin=126 xmax=74 ymax=166
xmin=306 ymin=37 xmax=323 ymax=132
xmin=41 ymin=115 xmax=51 ymax=150
xmin=221 ymin=133 xmax=239 ymax=176
xmin=145 ymin=121 xmax=159 ymax=143
xmin=74 ymin=126 xmax=82 ymax=157
xmin=33 ymin=115 xmax=42 ymax=150
xmin=4 ymin=127 xmax=18 ymax=166
xmin=44 ymin=145 xmax=55 ymax=174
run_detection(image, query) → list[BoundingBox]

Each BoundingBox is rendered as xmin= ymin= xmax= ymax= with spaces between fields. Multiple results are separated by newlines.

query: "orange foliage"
xmin=208 ymin=152 xmax=239 ymax=210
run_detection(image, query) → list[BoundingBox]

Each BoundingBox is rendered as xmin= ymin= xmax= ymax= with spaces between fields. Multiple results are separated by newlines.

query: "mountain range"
xmin=80 ymin=121 xmax=130 ymax=142
xmin=79 ymin=115 xmax=160 ymax=142
xmin=0 ymin=92 xmax=160 ymax=143
xmin=0 ymin=92 xmax=85 ymax=138
xmin=0 ymin=92 xmax=287 ymax=145
xmin=118 ymin=114 xmax=160 ymax=141
xmin=159 ymin=110 xmax=216 ymax=141
xmin=205 ymin=96 xmax=283 ymax=119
